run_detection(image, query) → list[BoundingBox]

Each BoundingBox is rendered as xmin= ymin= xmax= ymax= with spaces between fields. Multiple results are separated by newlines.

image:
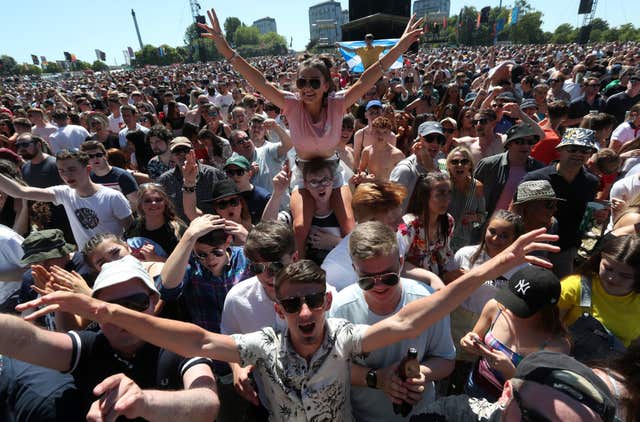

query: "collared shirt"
xmin=474 ymin=152 xmax=544 ymax=218
xmin=118 ymin=123 xmax=149 ymax=149
xmin=521 ymin=163 xmax=599 ymax=249
xmin=159 ymin=246 xmax=252 ymax=334
xmin=389 ymin=154 xmax=432 ymax=214
xmin=232 ymin=318 xmax=368 ymax=422
xmin=157 ymin=163 xmax=226 ymax=222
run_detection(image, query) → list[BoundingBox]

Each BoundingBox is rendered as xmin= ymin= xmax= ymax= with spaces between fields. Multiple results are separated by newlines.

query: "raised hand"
xmin=185 ymin=214 xmax=225 ymax=239
xmin=198 ymin=8 xmax=234 ymax=57
xmin=182 ymin=150 xmax=198 ymax=186
xmin=401 ymin=14 xmax=425 ymax=45
xmin=87 ymin=374 xmax=148 ymax=422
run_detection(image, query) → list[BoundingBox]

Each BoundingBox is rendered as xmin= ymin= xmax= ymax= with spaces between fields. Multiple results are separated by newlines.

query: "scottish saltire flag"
xmin=336 ymin=39 xmax=403 ymax=74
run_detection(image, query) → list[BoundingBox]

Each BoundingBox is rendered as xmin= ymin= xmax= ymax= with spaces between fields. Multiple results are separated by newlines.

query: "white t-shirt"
xmin=322 ymin=232 xmax=407 ymax=292
xmin=49 ymin=125 xmax=89 ymax=154
xmin=610 ymin=174 xmax=640 ymax=203
xmin=329 ymin=278 xmax=456 ymax=421
xmin=0 ymin=224 xmax=24 ymax=303
xmin=50 ymin=185 xmax=131 ymax=249
xmin=213 ymin=92 xmax=234 ymax=118
xmin=118 ymin=124 xmax=150 ymax=149
xmin=108 ymin=114 xmax=124 ymax=133
xmin=611 ymin=122 xmax=640 ymax=146
xmin=444 ymin=245 xmax=527 ymax=314
xmin=32 ymin=123 xmax=57 ymax=145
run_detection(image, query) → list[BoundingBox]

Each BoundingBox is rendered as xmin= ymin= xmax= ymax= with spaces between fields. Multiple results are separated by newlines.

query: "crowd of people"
xmin=0 ymin=9 xmax=639 ymax=421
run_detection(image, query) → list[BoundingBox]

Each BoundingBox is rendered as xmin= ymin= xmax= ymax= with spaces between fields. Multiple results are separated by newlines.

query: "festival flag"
xmin=442 ymin=16 xmax=447 ymax=30
xmin=40 ymin=56 xmax=47 ymax=65
xmin=496 ymin=18 xmax=506 ymax=32
xmin=31 ymin=55 xmax=39 ymax=65
xmin=508 ymin=7 xmax=519 ymax=25
xmin=127 ymin=47 xmax=135 ymax=58
xmin=336 ymin=39 xmax=403 ymax=73
xmin=70 ymin=54 xmax=77 ymax=62
xmin=476 ymin=12 xmax=481 ymax=29
xmin=480 ymin=6 xmax=491 ymax=24
xmin=95 ymin=49 xmax=106 ymax=61
xmin=63 ymin=51 xmax=72 ymax=61
xmin=158 ymin=47 xmax=165 ymax=57
xmin=458 ymin=8 xmax=463 ymax=27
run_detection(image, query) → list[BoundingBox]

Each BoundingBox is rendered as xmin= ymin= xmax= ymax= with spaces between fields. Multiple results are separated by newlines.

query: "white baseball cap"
xmin=92 ymin=255 xmax=159 ymax=298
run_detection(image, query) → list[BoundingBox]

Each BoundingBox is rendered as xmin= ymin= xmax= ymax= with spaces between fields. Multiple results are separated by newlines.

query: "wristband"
xmin=182 ymin=185 xmax=196 ymax=193
xmin=366 ymin=368 xmax=378 ymax=389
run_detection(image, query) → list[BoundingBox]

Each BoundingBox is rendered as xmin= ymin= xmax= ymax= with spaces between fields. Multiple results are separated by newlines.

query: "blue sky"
xmin=3 ymin=0 xmax=634 ymax=65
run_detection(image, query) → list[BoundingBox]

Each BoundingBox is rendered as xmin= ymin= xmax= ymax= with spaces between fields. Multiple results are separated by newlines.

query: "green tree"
xmin=261 ymin=32 xmax=288 ymax=55
xmin=43 ymin=62 xmax=63 ymax=74
xmin=17 ymin=64 xmax=42 ymax=75
xmin=134 ymin=44 xmax=185 ymax=66
xmin=508 ymin=10 xmax=545 ymax=44
xmin=73 ymin=60 xmax=91 ymax=71
xmin=0 ymin=55 xmax=17 ymax=75
xmin=223 ymin=17 xmax=242 ymax=45
xmin=234 ymin=25 xmax=260 ymax=47
xmin=551 ymin=23 xmax=576 ymax=44
xmin=183 ymin=22 xmax=221 ymax=62
xmin=618 ymin=23 xmax=640 ymax=42
xmin=92 ymin=60 xmax=110 ymax=71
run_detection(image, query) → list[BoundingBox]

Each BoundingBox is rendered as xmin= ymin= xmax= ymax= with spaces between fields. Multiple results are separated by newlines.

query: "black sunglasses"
xmin=110 ymin=293 xmax=151 ymax=312
xmin=225 ymin=168 xmax=246 ymax=177
xmin=172 ymin=146 xmax=191 ymax=154
xmin=279 ymin=291 xmax=326 ymax=314
xmin=87 ymin=152 xmax=105 ymax=159
xmin=357 ymin=272 xmax=400 ymax=291
xmin=450 ymin=158 xmax=470 ymax=166
xmin=15 ymin=141 xmax=36 ymax=149
xmin=296 ymin=78 xmax=322 ymax=89
xmin=472 ymin=118 xmax=489 ymax=126
xmin=195 ymin=248 xmax=226 ymax=260
xmin=249 ymin=261 xmax=284 ymax=276
xmin=423 ymin=134 xmax=445 ymax=145
xmin=216 ymin=197 xmax=240 ymax=210
xmin=564 ymin=146 xmax=593 ymax=154
xmin=511 ymin=137 xmax=538 ymax=146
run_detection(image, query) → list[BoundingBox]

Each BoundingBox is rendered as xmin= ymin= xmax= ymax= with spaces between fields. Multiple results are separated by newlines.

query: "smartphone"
xmin=473 ymin=337 xmax=493 ymax=354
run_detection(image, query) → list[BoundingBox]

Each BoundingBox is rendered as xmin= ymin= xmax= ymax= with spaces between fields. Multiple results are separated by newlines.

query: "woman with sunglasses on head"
xmin=198 ymin=7 xmax=424 ymax=257
xmin=399 ymin=172 xmax=454 ymax=279
xmin=558 ymin=234 xmax=640 ymax=363
xmin=446 ymin=147 xmax=486 ymax=251
xmin=126 ymin=183 xmax=187 ymax=257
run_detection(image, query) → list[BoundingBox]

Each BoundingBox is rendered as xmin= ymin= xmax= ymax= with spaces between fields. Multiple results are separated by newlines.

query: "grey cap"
xmin=417 ymin=121 xmax=444 ymax=138
xmin=512 ymin=180 xmax=566 ymax=205
xmin=520 ymin=99 xmax=537 ymax=110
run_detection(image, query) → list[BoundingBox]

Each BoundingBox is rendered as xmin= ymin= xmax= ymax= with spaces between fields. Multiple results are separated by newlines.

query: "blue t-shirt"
xmin=241 ymin=186 xmax=271 ymax=224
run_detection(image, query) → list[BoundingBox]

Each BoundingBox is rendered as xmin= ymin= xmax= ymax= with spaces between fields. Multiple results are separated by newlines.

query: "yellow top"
xmin=558 ymin=274 xmax=640 ymax=347
xmin=355 ymin=45 xmax=387 ymax=69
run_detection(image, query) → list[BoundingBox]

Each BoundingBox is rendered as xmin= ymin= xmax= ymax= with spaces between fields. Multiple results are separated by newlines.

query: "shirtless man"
xmin=358 ymin=116 xmax=405 ymax=180
xmin=353 ymin=100 xmax=387 ymax=168
xmin=456 ymin=109 xmax=505 ymax=164
xmin=404 ymin=81 xmax=437 ymax=116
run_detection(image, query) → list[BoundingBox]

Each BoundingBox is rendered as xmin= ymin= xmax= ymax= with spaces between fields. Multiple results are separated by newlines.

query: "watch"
xmin=366 ymin=368 xmax=378 ymax=389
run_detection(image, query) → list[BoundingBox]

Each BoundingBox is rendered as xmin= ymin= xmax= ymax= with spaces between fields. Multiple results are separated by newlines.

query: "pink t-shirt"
xmin=282 ymin=91 xmax=346 ymax=157
xmin=495 ymin=166 xmax=527 ymax=212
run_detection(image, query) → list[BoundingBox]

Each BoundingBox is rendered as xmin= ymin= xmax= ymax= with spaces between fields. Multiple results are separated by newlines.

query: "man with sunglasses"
xmin=224 ymin=155 xmax=271 ymax=224
xmin=80 ymin=141 xmax=139 ymax=208
xmin=411 ymin=350 xmax=616 ymax=422
xmin=330 ymin=222 xmax=455 ymax=421
xmin=456 ymin=109 xmax=505 ymax=165
xmin=521 ymin=127 xmax=600 ymax=278
xmin=1 ymin=255 xmax=219 ymax=421
xmin=20 ymin=223 xmax=559 ymax=422
xmin=353 ymin=100 xmax=386 ymax=169
xmin=475 ymin=123 xmax=544 ymax=218
xmin=391 ymin=121 xmax=444 ymax=213
xmin=566 ymin=76 xmax=605 ymax=127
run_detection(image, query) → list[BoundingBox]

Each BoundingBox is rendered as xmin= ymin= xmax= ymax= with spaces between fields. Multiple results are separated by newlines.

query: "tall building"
xmin=253 ymin=17 xmax=277 ymax=34
xmin=309 ymin=0 xmax=348 ymax=45
xmin=413 ymin=0 xmax=450 ymax=18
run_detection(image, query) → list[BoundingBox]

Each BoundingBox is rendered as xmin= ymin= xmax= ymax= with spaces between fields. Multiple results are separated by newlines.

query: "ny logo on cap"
xmin=514 ymin=279 xmax=531 ymax=295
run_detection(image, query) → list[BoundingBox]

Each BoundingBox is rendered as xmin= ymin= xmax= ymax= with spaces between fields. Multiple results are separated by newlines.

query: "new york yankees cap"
xmin=495 ymin=265 xmax=560 ymax=318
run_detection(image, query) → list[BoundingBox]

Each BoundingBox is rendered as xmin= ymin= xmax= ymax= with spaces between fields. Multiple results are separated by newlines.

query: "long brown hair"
xmin=579 ymin=233 xmax=640 ymax=292
xmin=407 ymin=172 xmax=452 ymax=246
xmin=470 ymin=210 xmax=524 ymax=266
xmin=135 ymin=184 xmax=186 ymax=239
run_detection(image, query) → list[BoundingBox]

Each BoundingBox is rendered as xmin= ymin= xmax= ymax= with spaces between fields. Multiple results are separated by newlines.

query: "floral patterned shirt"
xmin=398 ymin=213 xmax=455 ymax=276
xmin=232 ymin=318 xmax=368 ymax=422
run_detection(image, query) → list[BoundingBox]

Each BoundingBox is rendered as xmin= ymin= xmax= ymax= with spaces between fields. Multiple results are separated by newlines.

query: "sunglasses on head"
xmin=249 ymin=261 xmax=284 ymax=276
xmin=357 ymin=272 xmax=400 ymax=291
xmin=472 ymin=118 xmax=489 ymax=126
xmin=306 ymin=176 xmax=333 ymax=189
xmin=15 ymin=140 xmax=36 ymax=149
xmin=511 ymin=137 xmax=538 ymax=146
xmin=450 ymin=158 xmax=470 ymax=166
xmin=423 ymin=134 xmax=445 ymax=145
xmin=296 ymin=78 xmax=322 ymax=89
xmin=109 ymin=292 xmax=151 ymax=312
xmin=195 ymin=248 xmax=226 ymax=260
xmin=278 ymin=291 xmax=326 ymax=314
xmin=216 ymin=197 xmax=240 ymax=210
xmin=87 ymin=152 xmax=105 ymax=159
xmin=225 ymin=168 xmax=246 ymax=177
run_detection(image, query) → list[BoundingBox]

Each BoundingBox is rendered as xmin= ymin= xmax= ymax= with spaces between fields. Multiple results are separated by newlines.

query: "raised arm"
xmin=336 ymin=42 xmax=356 ymax=53
xmin=361 ymin=228 xmax=560 ymax=353
xmin=199 ymin=8 xmax=285 ymax=109
xmin=18 ymin=291 xmax=241 ymax=363
xmin=343 ymin=14 xmax=424 ymax=108
xmin=0 ymin=173 xmax=55 ymax=202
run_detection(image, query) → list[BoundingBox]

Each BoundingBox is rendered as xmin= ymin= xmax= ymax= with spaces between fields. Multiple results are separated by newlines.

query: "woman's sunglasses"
xmin=216 ymin=197 xmax=240 ymax=210
xmin=296 ymin=78 xmax=322 ymax=89
xmin=357 ymin=272 xmax=400 ymax=291
xmin=450 ymin=158 xmax=470 ymax=166
xmin=278 ymin=291 xmax=326 ymax=314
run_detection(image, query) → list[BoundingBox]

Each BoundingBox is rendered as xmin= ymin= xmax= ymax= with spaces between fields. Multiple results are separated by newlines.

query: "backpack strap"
xmin=579 ymin=275 xmax=593 ymax=316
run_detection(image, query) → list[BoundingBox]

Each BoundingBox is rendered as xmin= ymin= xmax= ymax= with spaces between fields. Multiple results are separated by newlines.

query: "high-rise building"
xmin=309 ymin=0 xmax=349 ymax=45
xmin=253 ymin=17 xmax=277 ymax=34
xmin=413 ymin=0 xmax=450 ymax=18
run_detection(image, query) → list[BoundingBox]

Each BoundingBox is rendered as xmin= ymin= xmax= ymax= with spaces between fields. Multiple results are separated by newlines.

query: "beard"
xmin=20 ymin=150 xmax=37 ymax=160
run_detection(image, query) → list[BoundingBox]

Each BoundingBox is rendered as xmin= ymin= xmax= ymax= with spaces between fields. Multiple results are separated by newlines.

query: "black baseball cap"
xmin=204 ymin=179 xmax=240 ymax=202
xmin=515 ymin=351 xmax=617 ymax=422
xmin=495 ymin=266 xmax=560 ymax=318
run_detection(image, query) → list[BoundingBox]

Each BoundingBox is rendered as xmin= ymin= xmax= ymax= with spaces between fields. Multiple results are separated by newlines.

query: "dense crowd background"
xmin=0 ymin=30 xmax=640 ymax=422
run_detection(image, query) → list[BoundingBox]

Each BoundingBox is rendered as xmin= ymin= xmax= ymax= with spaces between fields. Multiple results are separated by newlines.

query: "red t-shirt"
xmin=531 ymin=127 xmax=561 ymax=165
